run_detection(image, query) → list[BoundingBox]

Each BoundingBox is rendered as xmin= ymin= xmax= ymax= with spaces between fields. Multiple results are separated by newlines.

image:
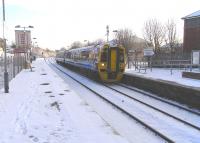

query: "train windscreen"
xmin=119 ymin=50 xmax=124 ymax=63
xmin=101 ymin=49 xmax=107 ymax=62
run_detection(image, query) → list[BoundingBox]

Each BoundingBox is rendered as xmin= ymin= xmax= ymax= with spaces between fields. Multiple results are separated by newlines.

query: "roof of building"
xmin=182 ymin=10 xmax=200 ymax=20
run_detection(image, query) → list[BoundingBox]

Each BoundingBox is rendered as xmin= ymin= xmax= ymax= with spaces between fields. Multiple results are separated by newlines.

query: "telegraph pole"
xmin=106 ymin=25 xmax=109 ymax=42
xmin=2 ymin=0 xmax=9 ymax=93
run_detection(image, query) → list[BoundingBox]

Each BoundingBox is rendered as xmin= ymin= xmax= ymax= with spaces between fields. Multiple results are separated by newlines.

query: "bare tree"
xmin=70 ymin=41 xmax=83 ymax=49
xmin=114 ymin=28 xmax=137 ymax=68
xmin=60 ymin=47 xmax=66 ymax=51
xmin=143 ymin=19 xmax=165 ymax=53
xmin=165 ymin=19 xmax=177 ymax=51
xmin=11 ymin=42 xmax=17 ymax=49
xmin=114 ymin=28 xmax=134 ymax=54
xmin=84 ymin=39 xmax=105 ymax=46
xmin=93 ymin=38 xmax=105 ymax=45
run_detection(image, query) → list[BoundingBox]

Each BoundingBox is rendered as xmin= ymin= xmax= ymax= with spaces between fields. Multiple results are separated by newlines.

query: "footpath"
xmin=0 ymin=59 xmax=128 ymax=143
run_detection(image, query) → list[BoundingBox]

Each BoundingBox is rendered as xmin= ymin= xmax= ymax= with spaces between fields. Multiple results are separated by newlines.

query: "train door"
xmin=107 ymin=47 xmax=119 ymax=79
xmin=110 ymin=48 xmax=117 ymax=72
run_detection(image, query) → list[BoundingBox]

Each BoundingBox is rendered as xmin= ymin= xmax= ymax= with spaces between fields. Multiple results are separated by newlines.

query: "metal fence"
xmin=0 ymin=55 xmax=26 ymax=89
xmin=127 ymin=54 xmax=200 ymax=74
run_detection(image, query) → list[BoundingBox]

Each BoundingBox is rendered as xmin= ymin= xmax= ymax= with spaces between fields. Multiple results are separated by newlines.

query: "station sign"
xmin=192 ymin=50 xmax=200 ymax=64
xmin=144 ymin=48 xmax=154 ymax=56
xmin=14 ymin=48 xmax=27 ymax=53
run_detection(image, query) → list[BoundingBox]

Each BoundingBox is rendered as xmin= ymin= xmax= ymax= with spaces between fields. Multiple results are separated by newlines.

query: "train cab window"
xmin=101 ymin=50 xmax=107 ymax=62
xmin=119 ymin=50 xmax=124 ymax=62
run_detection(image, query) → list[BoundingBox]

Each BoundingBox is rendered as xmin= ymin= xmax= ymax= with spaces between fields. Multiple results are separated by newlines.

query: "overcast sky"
xmin=1 ymin=0 xmax=200 ymax=50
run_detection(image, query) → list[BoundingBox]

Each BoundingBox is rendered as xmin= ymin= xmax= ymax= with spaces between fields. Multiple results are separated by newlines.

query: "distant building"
xmin=15 ymin=30 xmax=31 ymax=49
xmin=182 ymin=10 xmax=200 ymax=53
xmin=129 ymin=36 xmax=147 ymax=60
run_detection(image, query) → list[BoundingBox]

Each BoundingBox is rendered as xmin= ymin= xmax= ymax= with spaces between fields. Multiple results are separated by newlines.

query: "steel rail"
xmin=104 ymin=84 xmax=200 ymax=131
xmin=118 ymin=83 xmax=200 ymax=116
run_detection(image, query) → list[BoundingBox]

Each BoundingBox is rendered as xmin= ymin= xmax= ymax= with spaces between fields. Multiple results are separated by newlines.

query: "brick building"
xmin=182 ymin=10 xmax=200 ymax=53
xmin=15 ymin=30 xmax=31 ymax=49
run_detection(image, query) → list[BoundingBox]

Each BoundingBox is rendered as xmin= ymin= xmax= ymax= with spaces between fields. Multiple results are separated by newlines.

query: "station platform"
xmin=124 ymin=69 xmax=200 ymax=109
xmin=0 ymin=59 xmax=128 ymax=143
xmin=126 ymin=68 xmax=200 ymax=88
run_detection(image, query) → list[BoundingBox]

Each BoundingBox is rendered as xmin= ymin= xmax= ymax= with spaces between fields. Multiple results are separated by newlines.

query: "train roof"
xmin=70 ymin=45 xmax=95 ymax=51
xmin=60 ymin=41 xmax=121 ymax=54
xmin=67 ymin=44 xmax=102 ymax=53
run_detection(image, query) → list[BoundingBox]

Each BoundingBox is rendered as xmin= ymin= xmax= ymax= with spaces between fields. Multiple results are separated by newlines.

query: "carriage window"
xmin=66 ymin=52 xmax=71 ymax=58
xmin=101 ymin=50 xmax=107 ymax=62
xmin=81 ymin=51 xmax=89 ymax=60
xmin=119 ymin=50 xmax=124 ymax=62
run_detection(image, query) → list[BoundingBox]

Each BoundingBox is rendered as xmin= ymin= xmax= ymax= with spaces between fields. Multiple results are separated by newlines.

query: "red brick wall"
xmin=183 ymin=18 xmax=200 ymax=53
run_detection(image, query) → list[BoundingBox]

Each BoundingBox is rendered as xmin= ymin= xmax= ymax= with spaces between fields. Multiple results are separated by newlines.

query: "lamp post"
xmin=32 ymin=38 xmax=37 ymax=49
xmin=2 ymin=0 xmax=9 ymax=93
xmin=113 ymin=30 xmax=119 ymax=44
xmin=106 ymin=25 xmax=109 ymax=42
xmin=31 ymin=37 xmax=37 ymax=62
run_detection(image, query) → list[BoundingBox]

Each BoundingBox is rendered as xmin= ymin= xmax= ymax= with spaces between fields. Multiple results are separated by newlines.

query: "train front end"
xmin=98 ymin=44 xmax=125 ymax=82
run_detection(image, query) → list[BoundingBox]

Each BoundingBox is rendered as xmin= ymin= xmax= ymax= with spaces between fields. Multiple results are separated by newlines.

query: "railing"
xmin=0 ymin=55 xmax=26 ymax=89
xmin=130 ymin=59 xmax=149 ymax=73
xmin=128 ymin=57 xmax=200 ymax=74
xmin=152 ymin=60 xmax=192 ymax=69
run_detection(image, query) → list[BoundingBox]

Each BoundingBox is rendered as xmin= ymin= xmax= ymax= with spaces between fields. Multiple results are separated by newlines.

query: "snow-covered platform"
xmin=125 ymin=68 xmax=200 ymax=109
xmin=126 ymin=68 xmax=200 ymax=88
xmin=0 ymin=59 xmax=128 ymax=143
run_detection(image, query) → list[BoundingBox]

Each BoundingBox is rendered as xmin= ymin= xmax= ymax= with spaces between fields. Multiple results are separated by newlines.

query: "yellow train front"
xmin=97 ymin=44 xmax=125 ymax=82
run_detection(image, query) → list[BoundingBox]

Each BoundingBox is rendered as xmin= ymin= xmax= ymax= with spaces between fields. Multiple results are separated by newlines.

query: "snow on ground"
xmin=0 ymin=59 xmax=129 ymax=143
xmin=125 ymin=68 xmax=200 ymax=88
xmin=50 ymin=61 xmax=166 ymax=143
xmin=51 ymin=62 xmax=200 ymax=143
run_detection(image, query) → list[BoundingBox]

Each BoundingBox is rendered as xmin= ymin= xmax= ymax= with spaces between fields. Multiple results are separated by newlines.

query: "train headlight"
xmin=101 ymin=63 xmax=105 ymax=66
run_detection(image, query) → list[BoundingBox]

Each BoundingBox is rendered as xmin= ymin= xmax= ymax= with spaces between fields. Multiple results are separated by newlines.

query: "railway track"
xmin=117 ymin=83 xmax=200 ymax=116
xmin=104 ymin=84 xmax=200 ymax=131
xmin=49 ymin=59 xmax=200 ymax=143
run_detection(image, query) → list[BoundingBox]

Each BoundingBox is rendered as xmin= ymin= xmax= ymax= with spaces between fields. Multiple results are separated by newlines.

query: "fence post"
xmin=10 ymin=56 xmax=12 ymax=79
xmin=190 ymin=63 xmax=192 ymax=72
xmin=9 ymin=57 xmax=11 ymax=80
xmin=20 ymin=56 xmax=23 ymax=72
xmin=170 ymin=61 xmax=173 ymax=75
xmin=23 ymin=55 xmax=25 ymax=69
xmin=13 ymin=56 xmax=15 ymax=78
xmin=135 ymin=60 xmax=137 ymax=70
xmin=8 ymin=56 xmax=11 ymax=81
xmin=150 ymin=57 xmax=152 ymax=72
xmin=18 ymin=54 xmax=20 ymax=73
